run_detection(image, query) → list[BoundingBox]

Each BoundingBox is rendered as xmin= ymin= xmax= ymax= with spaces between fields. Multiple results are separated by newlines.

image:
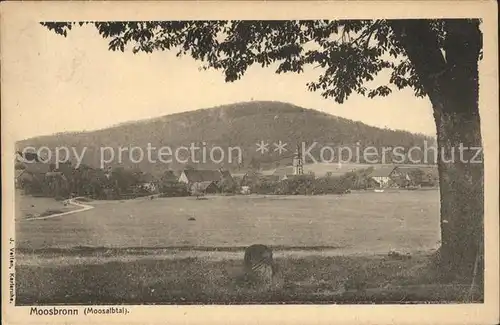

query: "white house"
xmin=369 ymin=167 xmax=399 ymax=188
xmin=178 ymin=169 xmax=234 ymax=187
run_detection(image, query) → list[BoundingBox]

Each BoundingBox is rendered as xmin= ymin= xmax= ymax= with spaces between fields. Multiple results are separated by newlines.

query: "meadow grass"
xmin=15 ymin=191 xmax=79 ymax=220
xmin=14 ymin=189 xmax=470 ymax=305
xmin=15 ymin=251 xmax=481 ymax=305
xmin=16 ymin=190 xmax=440 ymax=254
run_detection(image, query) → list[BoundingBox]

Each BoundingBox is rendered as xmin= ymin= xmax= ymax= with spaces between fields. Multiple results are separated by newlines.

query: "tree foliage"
xmin=42 ymin=20 xmax=470 ymax=104
xmin=41 ymin=19 xmax=485 ymax=284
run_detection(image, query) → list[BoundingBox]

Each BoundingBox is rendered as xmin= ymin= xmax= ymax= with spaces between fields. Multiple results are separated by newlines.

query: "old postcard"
xmin=1 ymin=1 xmax=499 ymax=324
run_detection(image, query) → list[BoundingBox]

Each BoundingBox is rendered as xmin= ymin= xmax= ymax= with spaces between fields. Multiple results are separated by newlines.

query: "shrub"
xmin=219 ymin=178 xmax=240 ymax=194
xmin=251 ymin=180 xmax=280 ymax=195
xmin=313 ymin=176 xmax=349 ymax=195
xmin=160 ymin=181 xmax=190 ymax=197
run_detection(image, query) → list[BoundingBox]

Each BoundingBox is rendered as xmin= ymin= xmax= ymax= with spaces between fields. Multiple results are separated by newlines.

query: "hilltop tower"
xmin=293 ymin=144 xmax=304 ymax=175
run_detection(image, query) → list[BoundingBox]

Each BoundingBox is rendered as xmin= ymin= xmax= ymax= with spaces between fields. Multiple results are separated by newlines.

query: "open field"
xmin=14 ymin=189 xmax=473 ymax=304
xmin=16 ymin=190 xmax=440 ymax=254
xmin=15 ymin=252 xmax=481 ymax=305
xmin=15 ymin=191 xmax=79 ymax=221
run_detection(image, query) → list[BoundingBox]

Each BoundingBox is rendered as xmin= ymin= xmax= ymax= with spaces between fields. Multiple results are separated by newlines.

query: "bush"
xmin=219 ymin=181 xmax=239 ymax=195
xmin=243 ymin=174 xmax=358 ymax=196
xmin=312 ymin=176 xmax=349 ymax=195
xmin=160 ymin=181 xmax=190 ymax=197
xmin=251 ymin=180 xmax=280 ymax=195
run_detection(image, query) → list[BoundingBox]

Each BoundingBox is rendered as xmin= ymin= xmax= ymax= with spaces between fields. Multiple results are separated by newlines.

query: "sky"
xmin=3 ymin=22 xmax=437 ymax=142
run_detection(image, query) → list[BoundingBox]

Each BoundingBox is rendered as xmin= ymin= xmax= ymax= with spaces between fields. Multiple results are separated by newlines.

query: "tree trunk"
xmin=389 ymin=19 xmax=484 ymax=290
xmin=435 ymin=111 xmax=483 ymax=286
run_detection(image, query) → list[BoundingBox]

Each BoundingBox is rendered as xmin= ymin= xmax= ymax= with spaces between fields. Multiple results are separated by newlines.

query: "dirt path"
xmin=25 ymin=197 xmax=94 ymax=221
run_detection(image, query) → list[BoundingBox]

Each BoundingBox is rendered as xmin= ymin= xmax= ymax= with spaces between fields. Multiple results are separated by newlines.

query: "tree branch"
xmin=352 ymin=20 xmax=381 ymax=48
xmin=388 ymin=19 xmax=448 ymax=111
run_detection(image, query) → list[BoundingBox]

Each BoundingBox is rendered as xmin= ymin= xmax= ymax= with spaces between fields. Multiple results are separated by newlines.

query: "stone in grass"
xmin=388 ymin=249 xmax=412 ymax=260
xmin=243 ymin=244 xmax=276 ymax=288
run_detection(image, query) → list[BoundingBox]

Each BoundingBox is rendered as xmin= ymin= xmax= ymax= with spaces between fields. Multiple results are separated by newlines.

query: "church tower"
xmin=292 ymin=144 xmax=304 ymax=175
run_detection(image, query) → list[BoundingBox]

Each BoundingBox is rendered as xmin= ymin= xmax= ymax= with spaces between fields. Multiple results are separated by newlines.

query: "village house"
xmin=16 ymin=151 xmax=45 ymax=164
xmin=15 ymin=162 xmax=52 ymax=193
xmin=178 ymin=168 xmax=234 ymax=194
xmin=369 ymin=167 xmax=401 ymax=188
xmin=160 ymin=170 xmax=178 ymax=183
xmin=270 ymin=166 xmax=293 ymax=181
xmin=369 ymin=166 xmax=438 ymax=188
xmin=190 ymin=180 xmax=219 ymax=195
xmin=16 ymin=162 xmax=51 ymax=182
xmin=240 ymin=185 xmax=251 ymax=195
xmin=178 ymin=169 xmax=233 ymax=185
xmin=14 ymin=169 xmax=25 ymax=188
xmin=272 ymin=166 xmax=316 ymax=181
xmin=396 ymin=166 xmax=439 ymax=187
xmin=240 ymin=169 xmax=280 ymax=185
xmin=15 ymin=151 xmax=48 ymax=187
xmin=136 ymin=173 xmax=158 ymax=193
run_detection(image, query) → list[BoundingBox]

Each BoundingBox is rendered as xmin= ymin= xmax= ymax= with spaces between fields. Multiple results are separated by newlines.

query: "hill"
xmin=16 ymin=101 xmax=436 ymax=175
